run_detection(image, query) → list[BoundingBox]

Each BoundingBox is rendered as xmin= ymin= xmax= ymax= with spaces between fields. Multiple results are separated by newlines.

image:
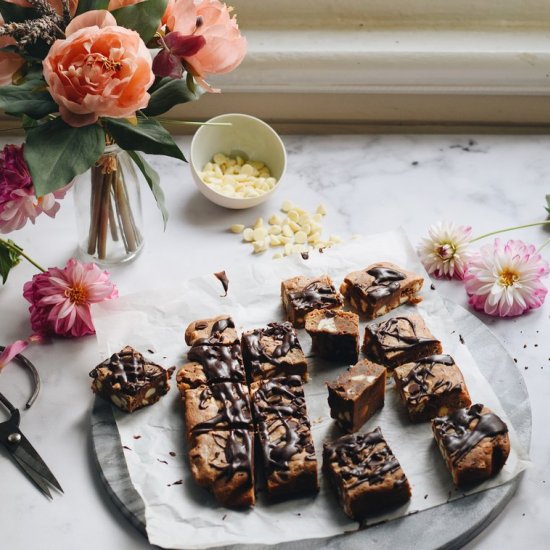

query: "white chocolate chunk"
xmin=281 ymin=200 xmax=293 ymax=212
xmin=253 ymin=227 xmax=267 ymax=241
xmin=242 ymin=228 xmax=254 ymax=242
xmin=230 ymin=224 xmax=245 ymax=234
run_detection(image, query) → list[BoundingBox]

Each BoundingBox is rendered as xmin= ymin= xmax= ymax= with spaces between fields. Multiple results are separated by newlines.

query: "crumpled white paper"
xmin=92 ymin=229 xmax=530 ymax=550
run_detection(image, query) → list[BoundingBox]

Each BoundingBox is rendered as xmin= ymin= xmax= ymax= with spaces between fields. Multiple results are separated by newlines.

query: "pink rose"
xmin=163 ymin=0 xmax=246 ymax=87
xmin=0 ymin=15 xmax=24 ymax=86
xmin=43 ymin=10 xmax=154 ymax=127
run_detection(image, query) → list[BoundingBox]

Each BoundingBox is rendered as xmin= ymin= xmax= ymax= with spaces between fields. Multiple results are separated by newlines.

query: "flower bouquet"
xmin=0 ymin=0 xmax=246 ymax=262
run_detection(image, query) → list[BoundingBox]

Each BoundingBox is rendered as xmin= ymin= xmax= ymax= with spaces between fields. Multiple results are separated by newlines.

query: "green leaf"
xmin=0 ymin=78 xmax=58 ymax=119
xmin=546 ymin=194 xmax=550 ymax=216
xmin=0 ymin=239 xmax=22 ymax=285
xmin=75 ymin=0 xmax=109 ymax=16
xmin=24 ymin=118 xmax=105 ymax=196
xmin=112 ymin=0 xmax=168 ymax=43
xmin=128 ymin=150 xmax=168 ymax=229
xmin=143 ymin=77 xmax=202 ymax=117
xmin=103 ymin=117 xmax=186 ymax=161
xmin=0 ymin=1 xmax=34 ymax=23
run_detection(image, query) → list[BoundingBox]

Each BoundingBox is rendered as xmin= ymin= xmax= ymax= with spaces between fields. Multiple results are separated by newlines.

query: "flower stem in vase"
xmin=114 ymin=167 xmax=141 ymax=253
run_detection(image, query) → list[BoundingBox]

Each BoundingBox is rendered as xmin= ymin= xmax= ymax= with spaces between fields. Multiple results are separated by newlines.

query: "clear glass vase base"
xmin=77 ymin=241 xmax=144 ymax=267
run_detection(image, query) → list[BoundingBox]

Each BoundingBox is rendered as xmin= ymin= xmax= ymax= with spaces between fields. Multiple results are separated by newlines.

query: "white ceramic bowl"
xmin=190 ymin=113 xmax=287 ymax=209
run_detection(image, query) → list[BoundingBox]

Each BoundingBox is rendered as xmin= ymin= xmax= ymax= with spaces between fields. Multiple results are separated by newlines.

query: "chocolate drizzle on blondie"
xmin=433 ymin=403 xmax=509 ymax=464
xmin=364 ymin=266 xmax=406 ymax=303
xmin=210 ymin=430 xmax=253 ymax=482
xmin=325 ymin=428 xmax=406 ymax=489
xmin=401 ymin=354 xmax=457 ymax=405
xmin=376 ymin=316 xmax=440 ymax=352
xmin=187 ymin=343 xmax=244 ymax=382
xmin=192 ymin=383 xmax=252 ymax=433
xmin=288 ymin=281 xmax=342 ymax=313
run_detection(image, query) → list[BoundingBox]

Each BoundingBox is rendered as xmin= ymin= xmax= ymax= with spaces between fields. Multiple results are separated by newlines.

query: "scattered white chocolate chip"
xmin=199 ymin=153 xmax=278 ymax=198
xmin=230 ymin=224 xmax=244 ymax=234
xmin=229 ymin=201 xmax=343 ymax=258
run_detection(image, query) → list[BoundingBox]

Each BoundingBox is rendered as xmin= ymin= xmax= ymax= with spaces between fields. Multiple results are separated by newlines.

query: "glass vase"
xmin=74 ymin=144 xmax=144 ymax=265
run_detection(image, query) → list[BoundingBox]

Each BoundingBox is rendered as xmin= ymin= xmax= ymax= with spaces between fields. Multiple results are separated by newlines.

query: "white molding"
xmin=211 ymin=29 xmax=550 ymax=96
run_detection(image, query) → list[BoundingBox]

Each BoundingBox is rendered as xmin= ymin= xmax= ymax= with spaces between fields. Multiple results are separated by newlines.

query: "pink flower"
xmin=0 ymin=335 xmax=44 ymax=373
xmin=43 ymin=10 xmax=154 ymax=127
xmin=23 ymin=258 xmax=118 ymax=337
xmin=163 ymin=0 xmax=246 ymax=90
xmin=464 ymin=239 xmax=550 ymax=317
xmin=417 ymin=221 xmax=474 ymax=279
xmin=0 ymin=15 xmax=24 ymax=86
xmin=0 ymin=144 xmax=70 ymax=233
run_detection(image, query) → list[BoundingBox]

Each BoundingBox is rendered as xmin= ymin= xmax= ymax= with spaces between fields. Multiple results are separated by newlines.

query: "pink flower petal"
xmin=0 ymin=340 xmax=29 ymax=371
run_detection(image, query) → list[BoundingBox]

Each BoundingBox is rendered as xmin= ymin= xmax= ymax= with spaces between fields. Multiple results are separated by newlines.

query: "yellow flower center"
xmin=64 ymin=285 xmax=88 ymax=305
xmin=499 ymin=268 xmax=520 ymax=287
xmin=437 ymin=243 xmax=455 ymax=261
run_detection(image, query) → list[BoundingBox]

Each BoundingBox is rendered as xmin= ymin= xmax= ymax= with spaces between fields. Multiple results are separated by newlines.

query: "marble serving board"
xmin=91 ymin=297 xmax=531 ymax=550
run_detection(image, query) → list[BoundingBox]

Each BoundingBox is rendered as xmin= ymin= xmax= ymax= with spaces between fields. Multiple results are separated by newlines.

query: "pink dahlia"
xmin=0 ymin=144 xmax=70 ymax=233
xmin=417 ymin=221 xmax=473 ymax=279
xmin=23 ymin=258 xmax=118 ymax=337
xmin=464 ymin=239 xmax=550 ymax=317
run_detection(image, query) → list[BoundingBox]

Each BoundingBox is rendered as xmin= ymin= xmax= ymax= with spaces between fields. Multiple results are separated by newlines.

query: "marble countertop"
xmin=1 ymin=134 xmax=549 ymax=549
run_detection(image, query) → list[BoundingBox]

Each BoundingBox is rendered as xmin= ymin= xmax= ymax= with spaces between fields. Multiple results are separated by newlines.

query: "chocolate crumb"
xmin=296 ymin=513 xmax=301 ymax=516
xmin=514 ymin=358 xmax=518 ymax=363
xmin=451 ymin=330 xmax=456 ymax=334
xmin=222 ymin=514 xmax=227 ymax=521
xmin=459 ymin=334 xmax=465 ymax=345
xmin=424 ymin=494 xmax=428 ymax=499
xmin=535 ymin=344 xmax=539 ymax=347
xmin=133 ymin=435 xmax=142 ymax=440
xmin=214 ymin=270 xmax=229 ymax=297
xmin=301 ymin=251 xmax=309 ymax=260
xmin=524 ymin=367 xmax=528 ymax=370
xmin=123 ymin=446 xmax=132 ymax=451
xmin=157 ymin=459 xmax=168 ymax=465
xmin=524 ymin=344 xmax=527 ymax=348
xmin=147 ymin=349 xmax=154 ymax=354
xmin=430 ymin=283 xmax=435 ymax=290
xmin=522 ymin=513 xmax=526 ymax=517
xmin=318 ymin=248 xmax=325 ymax=254
xmin=412 ymin=161 xmax=419 ymax=166
xmin=168 ymin=480 xmax=183 ymax=487
xmin=169 ymin=451 xmax=176 ymax=457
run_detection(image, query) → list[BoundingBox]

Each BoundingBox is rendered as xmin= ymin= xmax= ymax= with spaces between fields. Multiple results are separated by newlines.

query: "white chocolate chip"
xmin=253 ymin=227 xmax=267 ymax=241
xmin=145 ymin=388 xmax=156 ymax=399
xmin=316 ymin=204 xmax=327 ymax=216
xmin=281 ymin=200 xmax=293 ymax=212
xmin=230 ymin=224 xmax=244 ymax=234
xmin=294 ymin=230 xmax=307 ymax=244
xmin=268 ymin=225 xmax=282 ymax=235
xmin=242 ymin=228 xmax=254 ymax=242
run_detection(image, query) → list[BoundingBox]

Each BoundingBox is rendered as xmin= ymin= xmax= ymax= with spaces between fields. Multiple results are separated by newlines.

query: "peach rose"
xmin=166 ymin=0 xmax=246 ymax=79
xmin=0 ymin=16 xmax=24 ymax=86
xmin=42 ymin=11 xmax=154 ymax=127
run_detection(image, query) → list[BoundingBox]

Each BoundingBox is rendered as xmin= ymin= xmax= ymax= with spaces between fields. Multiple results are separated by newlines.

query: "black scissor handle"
xmin=0 ymin=345 xmax=41 ymax=409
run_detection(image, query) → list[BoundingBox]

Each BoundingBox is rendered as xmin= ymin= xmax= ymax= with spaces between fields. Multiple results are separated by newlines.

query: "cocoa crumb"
xmin=147 ymin=349 xmax=154 ymax=354
xmin=535 ymin=344 xmax=539 ymax=347
xmin=524 ymin=367 xmax=528 ymax=370
xmin=222 ymin=514 xmax=227 ymax=521
xmin=123 ymin=446 xmax=132 ymax=451
xmin=169 ymin=451 xmax=176 ymax=457
xmin=168 ymin=480 xmax=183 ymax=487
xmin=157 ymin=459 xmax=168 ymax=465
xmin=513 ymin=358 xmax=517 ymax=363
xmin=424 ymin=494 xmax=428 ymax=499
xmin=133 ymin=435 xmax=142 ymax=440
xmin=523 ymin=344 xmax=527 ymax=348
xmin=301 ymin=251 xmax=309 ymax=260
xmin=459 ymin=334 xmax=465 ymax=345
xmin=412 ymin=161 xmax=419 ymax=166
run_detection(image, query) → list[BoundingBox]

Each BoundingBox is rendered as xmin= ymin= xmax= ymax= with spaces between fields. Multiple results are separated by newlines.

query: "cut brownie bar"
xmin=241 ymin=322 xmax=308 ymax=382
xmin=188 ymin=429 xmax=255 ymax=507
xmin=323 ymin=428 xmax=411 ymax=520
xmin=340 ymin=262 xmax=423 ymax=320
xmin=281 ymin=274 xmax=343 ymax=327
xmin=393 ymin=354 xmax=471 ymax=422
xmin=176 ymin=343 xmax=246 ymax=393
xmin=305 ymin=309 xmax=359 ymax=363
xmin=184 ymin=382 xmax=253 ymax=437
xmin=184 ymin=315 xmax=239 ymax=346
xmin=251 ymin=377 xmax=319 ymax=499
xmin=90 ymin=346 xmax=174 ymax=413
xmin=362 ymin=313 xmax=443 ymax=369
xmin=432 ymin=403 xmax=510 ymax=487
xmin=327 ymin=359 xmax=386 ymax=432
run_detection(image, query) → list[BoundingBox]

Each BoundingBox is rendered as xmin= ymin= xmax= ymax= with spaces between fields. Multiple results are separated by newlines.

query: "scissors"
xmin=0 ymin=345 xmax=63 ymax=499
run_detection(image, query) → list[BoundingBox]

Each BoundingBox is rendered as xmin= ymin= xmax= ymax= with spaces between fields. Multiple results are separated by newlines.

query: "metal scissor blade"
xmin=12 ymin=432 xmax=63 ymax=494
xmin=11 ymin=452 xmax=52 ymax=499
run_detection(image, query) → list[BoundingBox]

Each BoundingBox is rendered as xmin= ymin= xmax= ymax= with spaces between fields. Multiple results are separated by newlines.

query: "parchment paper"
xmin=92 ymin=229 xmax=530 ymax=549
